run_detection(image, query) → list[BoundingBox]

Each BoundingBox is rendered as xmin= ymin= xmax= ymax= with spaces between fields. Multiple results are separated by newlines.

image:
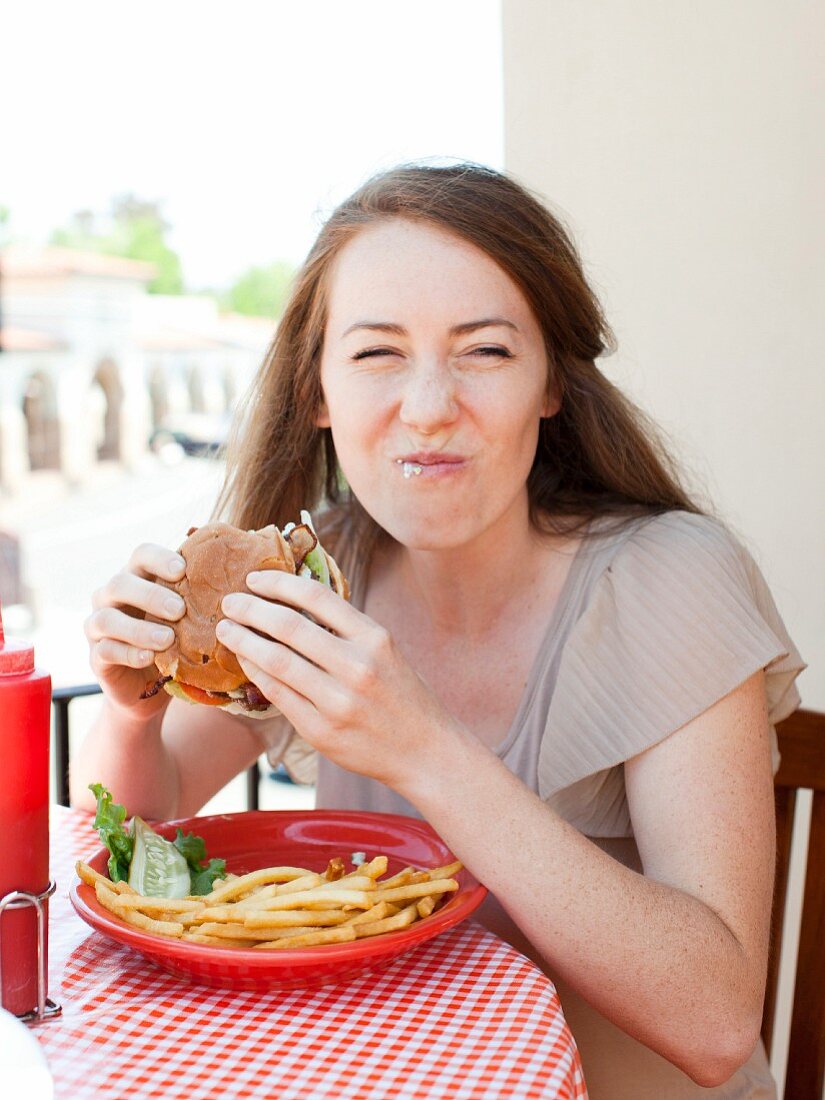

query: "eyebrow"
xmin=341 ymin=318 xmax=520 ymax=338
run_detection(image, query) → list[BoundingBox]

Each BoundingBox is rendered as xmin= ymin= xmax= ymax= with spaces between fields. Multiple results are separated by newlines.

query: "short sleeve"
xmin=254 ymin=713 xmax=318 ymax=785
xmin=537 ymin=512 xmax=806 ymax=799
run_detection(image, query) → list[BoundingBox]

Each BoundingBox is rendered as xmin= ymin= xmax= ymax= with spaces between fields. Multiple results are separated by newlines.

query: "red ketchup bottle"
xmin=0 ymin=601 xmax=52 ymax=1017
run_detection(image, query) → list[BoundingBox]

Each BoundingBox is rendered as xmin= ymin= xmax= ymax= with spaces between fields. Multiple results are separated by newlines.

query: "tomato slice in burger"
xmin=178 ymin=682 xmax=227 ymax=706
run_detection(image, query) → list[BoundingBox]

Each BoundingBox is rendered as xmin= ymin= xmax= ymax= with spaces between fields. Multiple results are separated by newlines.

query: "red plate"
xmin=70 ymin=809 xmax=487 ymax=990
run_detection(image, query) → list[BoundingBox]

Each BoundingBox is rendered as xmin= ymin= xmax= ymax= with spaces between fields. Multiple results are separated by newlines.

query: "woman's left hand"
xmin=217 ymin=570 xmax=461 ymax=791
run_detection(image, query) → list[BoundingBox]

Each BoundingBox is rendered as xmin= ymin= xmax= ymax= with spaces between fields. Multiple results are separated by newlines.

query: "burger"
xmin=141 ymin=512 xmax=348 ymax=717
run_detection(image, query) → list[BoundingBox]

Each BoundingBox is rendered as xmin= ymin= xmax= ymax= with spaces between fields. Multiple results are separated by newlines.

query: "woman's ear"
xmin=541 ymin=384 xmax=561 ymax=419
xmin=315 ymin=402 xmax=331 ymax=429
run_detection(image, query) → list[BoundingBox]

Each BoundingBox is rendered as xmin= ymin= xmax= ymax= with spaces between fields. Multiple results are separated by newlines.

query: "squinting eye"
xmin=351 ymin=347 xmax=399 ymax=361
xmin=469 ymin=346 xmax=513 ymax=359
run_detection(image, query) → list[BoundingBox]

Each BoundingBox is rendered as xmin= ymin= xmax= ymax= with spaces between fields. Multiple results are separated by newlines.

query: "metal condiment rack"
xmin=0 ymin=881 xmax=61 ymax=1022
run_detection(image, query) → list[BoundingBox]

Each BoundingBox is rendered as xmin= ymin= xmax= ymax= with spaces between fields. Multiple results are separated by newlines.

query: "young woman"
xmin=75 ymin=164 xmax=804 ymax=1098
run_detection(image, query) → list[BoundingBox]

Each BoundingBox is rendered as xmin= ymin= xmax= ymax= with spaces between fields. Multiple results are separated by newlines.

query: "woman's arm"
xmin=403 ymin=671 xmax=775 ymax=1087
xmin=219 ymin=571 xmax=775 ymax=1086
xmin=69 ymin=696 xmax=268 ymax=819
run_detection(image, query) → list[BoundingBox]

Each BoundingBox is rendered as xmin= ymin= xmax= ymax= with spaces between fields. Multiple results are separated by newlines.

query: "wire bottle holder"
xmin=0 ymin=881 xmax=61 ymax=1022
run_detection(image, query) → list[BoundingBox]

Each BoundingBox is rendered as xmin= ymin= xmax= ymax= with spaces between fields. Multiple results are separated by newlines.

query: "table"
xmin=35 ymin=805 xmax=588 ymax=1099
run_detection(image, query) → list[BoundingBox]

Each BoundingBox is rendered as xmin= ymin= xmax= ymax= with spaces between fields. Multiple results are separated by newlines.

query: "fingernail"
xmin=246 ymin=572 xmax=262 ymax=586
xmin=152 ymin=626 xmax=174 ymax=646
xmin=169 ymin=556 xmax=185 ymax=573
xmin=216 ymin=619 xmax=231 ymax=638
xmin=164 ymin=595 xmax=184 ymax=615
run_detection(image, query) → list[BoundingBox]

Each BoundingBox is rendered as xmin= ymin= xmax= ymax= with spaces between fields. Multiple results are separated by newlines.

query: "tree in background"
xmin=46 ymin=196 xmax=295 ymax=317
xmin=50 ymin=194 xmax=184 ymax=294
xmin=219 ymin=260 xmax=296 ymax=319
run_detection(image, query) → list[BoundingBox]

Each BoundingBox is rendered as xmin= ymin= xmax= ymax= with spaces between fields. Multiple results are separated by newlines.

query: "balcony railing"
xmin=51 ymin=683 xmax=260 ymax=811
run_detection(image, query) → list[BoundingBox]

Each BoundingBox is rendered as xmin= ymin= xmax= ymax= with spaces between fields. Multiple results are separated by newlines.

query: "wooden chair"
xmin=762 ymin=708 xmax=825 ymax=1099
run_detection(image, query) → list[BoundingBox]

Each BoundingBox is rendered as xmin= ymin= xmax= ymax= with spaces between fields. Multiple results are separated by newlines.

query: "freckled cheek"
xmin=471 ymin=391 xmax=544 ymax=448
xmin=325 ymin=389 xmax=393 ymax=489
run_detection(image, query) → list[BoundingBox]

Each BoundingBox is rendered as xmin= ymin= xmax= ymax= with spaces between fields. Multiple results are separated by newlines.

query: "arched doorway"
xmin=222 ymin=367 xmax=237 ymax=413
xmin=92 ymin=359 xmax=123 ymax=461
xmin=22 ymin=371 xmax=61 ymax=471
xmin=187 ymin=365 xmax=206 ymax=413
xmin=148 ymin=365 xmax=169 ymax=430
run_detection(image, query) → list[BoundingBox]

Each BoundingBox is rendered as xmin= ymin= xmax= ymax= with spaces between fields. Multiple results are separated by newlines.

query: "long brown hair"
xmin=215 ymin=162 xmax=703 ymax=540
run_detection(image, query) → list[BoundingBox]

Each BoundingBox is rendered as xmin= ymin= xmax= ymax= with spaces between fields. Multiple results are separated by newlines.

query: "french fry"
xmin=190 ymin=905 xmax=243 ymax=924
xmin=246 ymin=925 xmax=337 ymax=940
xmin=342 ymin=902 xmax=400 ymax=926
xmin=156 ymin=910 xmax=203 ymax=927
xmin=182 ymin=933 xmax=251 ymax=947
xmin=108 ymin=895 xmax=205 ymax=913
xmin=95 ymin=883 xmax=184 ymax=938
xmin=242 ymin=907 xmax=354 ymax=929
xmin=379 ymin=867 xmax=431 ymax=889
xmin=204 ymin=866 xmax=315 ymax=904
xmin=233 ymin=874 xmax=326 ymax=907
xmin=194 ymin=922 xmax=291 ymax=941
xmin=428 ymin=861 xmax=463 ymax=880
xmin=372 ymin=879 xmax=459 ymax=905
xmin=325 ymin=857 xmax=346 ymax=880
xmin=239 ymin=887 xmax=375 ymax=913
xmin=416 ymin=896 xmax=436 ymax=919
xmin=354 ymin=903 xmax=420 ymax=938
xmin=272 ymin=873 xmax=326 ymax=896
xmin=254 ymin=926 xmax=357 ymax=950
xmin=76 ymin=861 xmax=135 ymax=895
xmin=344 ymin=856 xmax=388 ymax=881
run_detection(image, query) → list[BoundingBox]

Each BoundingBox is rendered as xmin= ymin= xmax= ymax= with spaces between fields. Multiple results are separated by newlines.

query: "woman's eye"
xmin=468 ymin=346 xmax=513 ymax=359
xmin=351 ymin=347 xmax=399 ymax=361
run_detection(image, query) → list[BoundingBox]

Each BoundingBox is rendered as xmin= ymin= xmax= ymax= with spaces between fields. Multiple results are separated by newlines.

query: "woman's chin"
xmin=378 ymin=511 xmax=485 ymax=554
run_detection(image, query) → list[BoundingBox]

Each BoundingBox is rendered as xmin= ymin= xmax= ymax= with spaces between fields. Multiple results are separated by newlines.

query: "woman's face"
xmin=318 ymin=218 xmax=557 ymax=551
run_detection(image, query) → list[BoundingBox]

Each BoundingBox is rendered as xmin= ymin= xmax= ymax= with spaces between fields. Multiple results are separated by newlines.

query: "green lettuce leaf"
xmin=173 ymin=828 xmax=227 ymax=894
xmin=89 ymin=782 xmax=134 ymax=883
xmin=89 ymin=784 xmax=226 ymax=893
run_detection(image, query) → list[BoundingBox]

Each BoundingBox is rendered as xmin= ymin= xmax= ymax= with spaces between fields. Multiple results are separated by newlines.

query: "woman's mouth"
xmin=395 ymin=454 xmax=467 ymax=480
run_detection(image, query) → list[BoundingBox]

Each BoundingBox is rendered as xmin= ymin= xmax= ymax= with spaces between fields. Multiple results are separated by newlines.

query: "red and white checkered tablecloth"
xmin=36 ymin=805 xmax=588 ymax=1100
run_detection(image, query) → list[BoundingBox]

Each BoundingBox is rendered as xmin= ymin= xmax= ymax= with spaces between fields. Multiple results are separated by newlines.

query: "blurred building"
xmin=0 ymin=245 xmax=275 ymax=493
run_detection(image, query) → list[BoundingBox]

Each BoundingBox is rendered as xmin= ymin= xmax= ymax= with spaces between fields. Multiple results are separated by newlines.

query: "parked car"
xmin=149 ymin=412 xmax=231 ymax=459
xmin=0 ymin=528 xmax=36 ymax=628
xmin=0 ymin=529 xmax=24 ymax=606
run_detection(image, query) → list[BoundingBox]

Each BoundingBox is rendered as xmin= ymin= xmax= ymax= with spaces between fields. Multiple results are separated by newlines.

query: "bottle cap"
xmin=0 ymin=600 xmax=35 ymax=675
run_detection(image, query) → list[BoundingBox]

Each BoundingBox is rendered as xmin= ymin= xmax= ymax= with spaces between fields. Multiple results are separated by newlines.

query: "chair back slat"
xmin=762 ymin=785 xmax=795 ymax=1057
xmin=783 ymin=789 xmax=825 ymax=1098
xmin=765 ymin=709 xmax=825 ymax=1100
xmin=774 ymin=710 xmax=825 ymax=792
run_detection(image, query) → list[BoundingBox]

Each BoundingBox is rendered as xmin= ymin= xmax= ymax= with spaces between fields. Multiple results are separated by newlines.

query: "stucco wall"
xmin=502 ymin=0 xmax=823 ymax=712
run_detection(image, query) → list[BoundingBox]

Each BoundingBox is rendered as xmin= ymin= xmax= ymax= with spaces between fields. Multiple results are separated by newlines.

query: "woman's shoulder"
xmin=590 ymin=509 xmax=753 ymax=584
xmin=626 ymin=509 xmax=743 ymax=549
xmin=538 ymin=508 xmax=805 ymax=798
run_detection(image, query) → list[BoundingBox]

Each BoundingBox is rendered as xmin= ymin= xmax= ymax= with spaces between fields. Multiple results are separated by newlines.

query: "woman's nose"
xmin=398 ymin=364 xmax=459 ymax=433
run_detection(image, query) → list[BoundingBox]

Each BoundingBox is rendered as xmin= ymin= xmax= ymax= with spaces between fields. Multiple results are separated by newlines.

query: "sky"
xmin=2 ymin=1 xmax=503 ymax=289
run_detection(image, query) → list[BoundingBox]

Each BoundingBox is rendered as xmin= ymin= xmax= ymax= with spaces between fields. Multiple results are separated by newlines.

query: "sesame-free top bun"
xmin=153 ymin=522 xmax=295 ymax=693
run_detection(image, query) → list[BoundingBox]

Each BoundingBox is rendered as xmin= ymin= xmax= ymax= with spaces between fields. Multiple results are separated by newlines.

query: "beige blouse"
xmin=258 ymin=509 xmax=805 ymax=1100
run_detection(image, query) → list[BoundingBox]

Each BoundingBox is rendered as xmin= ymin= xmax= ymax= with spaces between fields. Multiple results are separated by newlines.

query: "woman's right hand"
xmin=84 ymin=543 xmax=187 ymax=719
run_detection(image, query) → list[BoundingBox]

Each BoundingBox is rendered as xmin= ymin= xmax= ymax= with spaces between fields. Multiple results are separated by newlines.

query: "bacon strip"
xmin=140 ymin=675 xmax=172 ymax=699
